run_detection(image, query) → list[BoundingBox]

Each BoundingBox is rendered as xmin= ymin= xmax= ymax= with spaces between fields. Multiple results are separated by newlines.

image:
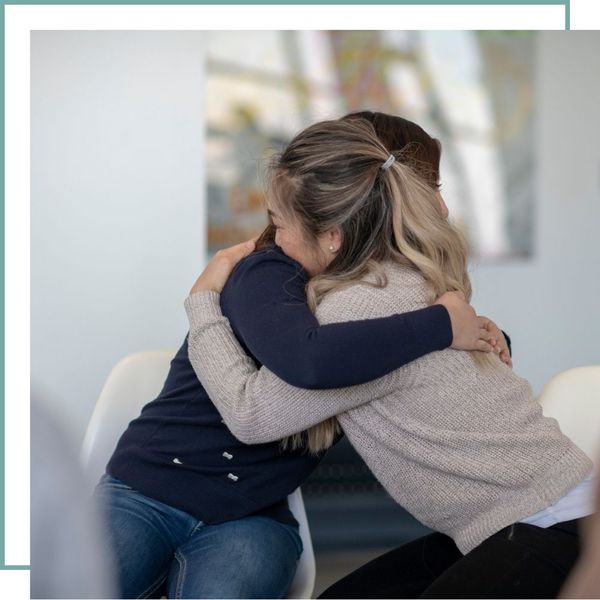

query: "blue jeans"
xmin=94 ymin=474 xmax=303 ymax=599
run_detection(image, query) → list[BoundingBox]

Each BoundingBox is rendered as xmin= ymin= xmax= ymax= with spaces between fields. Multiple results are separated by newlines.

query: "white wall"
xmin=470 ymin=31 xmax=600 ymax=393
xmin=31 ymin=31 xmax=600 ymax=446
xmin=31 ymin=32 xmax=207 ymax=443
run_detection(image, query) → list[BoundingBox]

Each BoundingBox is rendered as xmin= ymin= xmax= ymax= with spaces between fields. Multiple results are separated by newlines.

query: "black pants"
xmin=319 ymin=519 xmax=582 ymax=599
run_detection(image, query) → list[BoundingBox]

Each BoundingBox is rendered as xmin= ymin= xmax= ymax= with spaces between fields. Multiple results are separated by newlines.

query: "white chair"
xmin=81 ymin=350 xmax=316 ymax=599
xmin=537 ymin=365 xmax=600 ymax=465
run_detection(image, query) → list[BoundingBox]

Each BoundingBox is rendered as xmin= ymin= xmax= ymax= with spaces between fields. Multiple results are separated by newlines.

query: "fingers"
xmin=477 ymin=338 xmax=512 ymax=360
xmin=479 ymin=328 xmax=500 ymax=353
xmin=480 ymin=318 xmax=508 ymax=358
xmin=218 ymin=239 xmax=256 ymax=266
xmin=478 ymin=327 xmax=493 ymax=342
xmin=500 ymin=350 xmax=513 ymax=368
xmin=191 ymin=239 xmax=256 ymax=295
xmin=477 ymin=340 xmax=494 ymax=353
xmin=233 ymin=238 xmax=256 ymax=255
xmin=477 ymin=323 xmax=499 ymax=353
xmin=478 ymin=317 xmax=504 ymax=355
xmin=477 ymin=316 xmax=493 ymax=330
xmin=239 ymin=238 xmax=256 ymax=254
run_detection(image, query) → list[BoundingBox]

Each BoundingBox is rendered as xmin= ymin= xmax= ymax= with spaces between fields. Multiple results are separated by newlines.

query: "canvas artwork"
xmin=206 ymin=31 xmax=535 ymax=260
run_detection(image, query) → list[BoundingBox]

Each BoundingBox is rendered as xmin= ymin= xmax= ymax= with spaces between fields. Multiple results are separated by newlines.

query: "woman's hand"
xmin=435 ymin=291 xmax=495 ymax=353
xmin=483 ymin=318 xmax=513 ymax=368
xmin=189 ymin=238 xmax=256 ymax=295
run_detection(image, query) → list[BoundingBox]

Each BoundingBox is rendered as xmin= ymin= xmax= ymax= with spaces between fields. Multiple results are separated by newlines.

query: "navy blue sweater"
xmin=107 ymin=245 xmax=452 ymax=526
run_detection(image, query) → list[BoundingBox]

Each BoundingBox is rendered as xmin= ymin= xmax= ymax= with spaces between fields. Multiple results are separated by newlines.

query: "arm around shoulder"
xmin=184 ymin=290 xmax=396 ymax=444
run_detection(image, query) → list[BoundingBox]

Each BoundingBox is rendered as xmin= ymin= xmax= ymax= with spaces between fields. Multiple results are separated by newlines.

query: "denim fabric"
xmin=94 ymin=474 xmax=302 ymax=599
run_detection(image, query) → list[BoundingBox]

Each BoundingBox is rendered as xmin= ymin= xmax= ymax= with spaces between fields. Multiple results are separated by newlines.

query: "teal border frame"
xmin=0 ymin=0 xmax=569 ymax=573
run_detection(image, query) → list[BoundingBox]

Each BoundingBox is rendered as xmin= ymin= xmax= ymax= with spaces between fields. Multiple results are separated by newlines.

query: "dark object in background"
xmin=303 ymin=436 xmax=431 ymax=551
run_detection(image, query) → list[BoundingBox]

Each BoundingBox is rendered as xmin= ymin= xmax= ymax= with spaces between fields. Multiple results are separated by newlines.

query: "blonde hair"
xmin=268 ymin=117 xmax=487 ymax=455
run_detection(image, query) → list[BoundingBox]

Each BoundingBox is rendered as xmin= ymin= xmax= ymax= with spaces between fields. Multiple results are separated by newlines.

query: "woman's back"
xmin=315 ymin=261 xmax=592 ymax=553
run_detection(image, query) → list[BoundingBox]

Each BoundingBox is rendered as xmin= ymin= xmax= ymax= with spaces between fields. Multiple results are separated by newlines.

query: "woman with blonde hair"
xmin=94 ymin=111 xmax=503 ymax=599
xmin=186 ymin=115 xmax=595 ymax=598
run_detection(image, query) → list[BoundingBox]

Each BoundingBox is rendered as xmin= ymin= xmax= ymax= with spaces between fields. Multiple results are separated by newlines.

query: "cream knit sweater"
xmin=184 ymin=261 xmax=592 ymax=553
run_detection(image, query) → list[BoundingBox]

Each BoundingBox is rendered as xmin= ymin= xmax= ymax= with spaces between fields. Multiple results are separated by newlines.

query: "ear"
xmin=326 ymin=227 xmax=343 ymax=253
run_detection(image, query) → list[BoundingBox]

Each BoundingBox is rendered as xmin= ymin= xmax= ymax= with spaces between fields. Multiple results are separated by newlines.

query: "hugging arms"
xmin=183 ymin=238 xmax=591 ymax=600
xmin=184 ymin=240 xmax=510 ymax=444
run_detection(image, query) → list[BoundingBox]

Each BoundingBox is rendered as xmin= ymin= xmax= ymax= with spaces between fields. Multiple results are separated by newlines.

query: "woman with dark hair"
xmin=94 ymin=112 xmax=500 ymax=599
xmin=187 ymin=115 xmax=594 ymax=598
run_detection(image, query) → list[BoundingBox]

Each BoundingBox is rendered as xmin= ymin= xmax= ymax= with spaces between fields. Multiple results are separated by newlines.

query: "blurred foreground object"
xmin=540 ymin=366 xmax=600 ymax=599
xmin=31 ymin=399 xmax=116 ymax=598
xmin=559 ymin=467 xmax=600 ymax=599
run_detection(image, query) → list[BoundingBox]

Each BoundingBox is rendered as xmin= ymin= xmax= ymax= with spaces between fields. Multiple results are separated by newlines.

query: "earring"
xmin=329 ymin=245 xmax=336 ymax=252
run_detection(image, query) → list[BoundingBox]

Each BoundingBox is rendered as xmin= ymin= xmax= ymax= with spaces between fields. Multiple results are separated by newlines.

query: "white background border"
xmin=8 ymin=2 xmax=599 ymax=598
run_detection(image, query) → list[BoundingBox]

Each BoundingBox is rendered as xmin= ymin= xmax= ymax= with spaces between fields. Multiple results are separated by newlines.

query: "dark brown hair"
xmin=255 ymin=111 xmax=442 ymax=251
xmin=342 ymin=111 xmax=442 ymax=190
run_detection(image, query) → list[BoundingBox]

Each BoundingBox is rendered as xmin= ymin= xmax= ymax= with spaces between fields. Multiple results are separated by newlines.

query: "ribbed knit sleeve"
xmin=217 ymin=246 xmax=452 ymax=389
xmin=184 ymin=261 xmax=593 ymax=554
xmin=184 ymin=291 xmax=398 ymax=444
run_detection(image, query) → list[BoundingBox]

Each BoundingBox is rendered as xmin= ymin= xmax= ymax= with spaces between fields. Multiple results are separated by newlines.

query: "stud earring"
xmin=329 ymin=245 xmax=335 ymax=252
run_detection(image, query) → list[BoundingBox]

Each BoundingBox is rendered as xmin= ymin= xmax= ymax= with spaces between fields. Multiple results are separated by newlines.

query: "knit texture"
xmin=185 ymin=261 xmax=593 ymax=553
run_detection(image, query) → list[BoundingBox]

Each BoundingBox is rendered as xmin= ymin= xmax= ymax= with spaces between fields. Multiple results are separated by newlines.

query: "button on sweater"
xmin=185 ymin=260 xmax=593 ymax=552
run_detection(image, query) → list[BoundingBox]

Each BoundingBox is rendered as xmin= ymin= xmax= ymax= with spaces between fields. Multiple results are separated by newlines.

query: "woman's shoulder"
xmin=238 ymin=243 xmax=304 ymax=270
xmin=220 ymin=243 xmax=309 ymax=308
xmin=316 ymin=260 xmax=429 ymax=324
xmin=369 ymin=260 xmax=425 ymax=285
xmin=337 ymin=260 xmax=426 ymax=295
xmin=227 ymin=244 xmax=308 ymax=287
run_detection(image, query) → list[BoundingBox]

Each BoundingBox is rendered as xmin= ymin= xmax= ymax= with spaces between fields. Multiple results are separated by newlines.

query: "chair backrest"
xmin=81 ymin=350 xmax=176 ymax=485
xmin=81 ymin=350 xmax=315 ymax=599
xmin=538 ymin=365 xmax=600 ymax=465
xmin=287 ymin=488 xmax=316 ymax=599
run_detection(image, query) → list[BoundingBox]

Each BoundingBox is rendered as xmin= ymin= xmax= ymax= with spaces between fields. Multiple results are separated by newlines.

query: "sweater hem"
xmin=106 ymin=447 xmax=298 ymax=527
xmin=452 ymin=443 xmax=593 ymax=554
